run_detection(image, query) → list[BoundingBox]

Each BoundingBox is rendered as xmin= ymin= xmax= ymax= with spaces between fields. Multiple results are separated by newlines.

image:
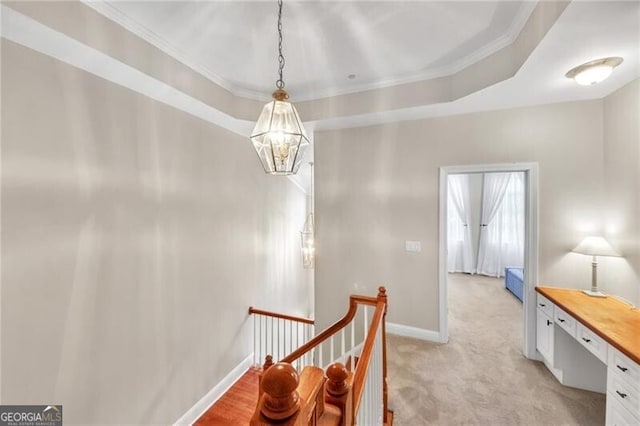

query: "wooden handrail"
xmin=280 ymin=292 xmax=378 ymax=364
xmin=249 ymin=307 xmax=315 ymax=325
xmin=351 ymin=296 xmax=385 ymax=418
xmin=253 ymin=287 xmax=388 ymax=425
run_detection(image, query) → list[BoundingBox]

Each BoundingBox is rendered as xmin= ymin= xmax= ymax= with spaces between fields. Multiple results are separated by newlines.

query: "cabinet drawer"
xmin=606 ymin=392 xmax=640 ymax=426
xmin=576 ymin=323 xmax=608 ymax=364
xmin=536 ymin=293 xmax=554 ymax=318
xmin=608 ymin=371 xmax=640 ymax=420
xmin=609 ymin=348 xmax=640 ymax=390
xmin=536 ymin=308 xmax=554 ymax=363
xmin=554 ymin=305 xmax=576 ymax=337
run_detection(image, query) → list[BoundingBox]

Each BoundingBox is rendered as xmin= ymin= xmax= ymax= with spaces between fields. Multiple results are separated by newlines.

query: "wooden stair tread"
xmin=318 ymin=403 xmax=342 ymax=426
xmin=195 ymin=367 xmax=259 ymax=425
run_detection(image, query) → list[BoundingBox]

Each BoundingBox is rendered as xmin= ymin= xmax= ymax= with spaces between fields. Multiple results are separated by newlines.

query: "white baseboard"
xmin=174 ymin=353 xmax=254 ymax=425
xmin=387 ymin=322 xmax=447 ymax=343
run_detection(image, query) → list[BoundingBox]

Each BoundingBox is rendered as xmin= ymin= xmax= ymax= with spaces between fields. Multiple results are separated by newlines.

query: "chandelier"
xmin=301 ymin=162 xmax=315 ymax=269
xmin=250 ymin=0 xmax=309 ymax=175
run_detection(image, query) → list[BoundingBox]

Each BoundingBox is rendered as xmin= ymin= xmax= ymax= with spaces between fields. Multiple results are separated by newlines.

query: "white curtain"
xmin=476 ymin=172 xmax=525 ymax=277
xmin=447 ymin=175 xmax=474 ymax=273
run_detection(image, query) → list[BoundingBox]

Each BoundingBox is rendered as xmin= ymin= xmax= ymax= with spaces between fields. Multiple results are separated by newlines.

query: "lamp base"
xmin=582 ymin=289 xmax=607 ymax=298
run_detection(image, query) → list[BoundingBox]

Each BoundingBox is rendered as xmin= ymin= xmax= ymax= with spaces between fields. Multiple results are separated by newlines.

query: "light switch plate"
xmin=405 ymin=240 xmax=421 ymax=252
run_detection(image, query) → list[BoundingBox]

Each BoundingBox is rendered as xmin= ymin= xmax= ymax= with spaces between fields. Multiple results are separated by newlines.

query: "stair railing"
xmin=353 ymin=290 xmax=387 ymax=425
xmin=281 ymin=287 xmax=388 ymax=425
xmin=248 ymin=307 xmax=315 ymax=370
xmin=251 ymin=287 xmax=388 ymax=425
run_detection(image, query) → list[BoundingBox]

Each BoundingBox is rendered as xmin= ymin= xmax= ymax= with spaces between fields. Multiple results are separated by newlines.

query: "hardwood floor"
xmin=195 ymin=368 xmax=260 ymax=425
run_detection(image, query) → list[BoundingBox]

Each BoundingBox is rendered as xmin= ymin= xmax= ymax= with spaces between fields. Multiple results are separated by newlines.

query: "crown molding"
xmin=82 ymin=0 xmax=537 ymax=103
xmin=81 ymin=1 xmax=270 ymax=101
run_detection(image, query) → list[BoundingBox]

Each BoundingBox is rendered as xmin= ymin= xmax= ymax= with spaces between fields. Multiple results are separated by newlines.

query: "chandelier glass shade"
xmin=251 ymin=90 xmax=309 ymax=175
xmin=250 ymin=0 xmax=308 ymax=175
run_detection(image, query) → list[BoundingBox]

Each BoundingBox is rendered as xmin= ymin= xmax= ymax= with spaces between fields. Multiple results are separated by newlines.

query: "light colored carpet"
xmin=387 ymin=273 xmax=606 ymax=425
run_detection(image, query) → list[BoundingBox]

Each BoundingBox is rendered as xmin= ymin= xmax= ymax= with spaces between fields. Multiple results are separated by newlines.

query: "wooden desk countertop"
xmin=536 ymin=286 xmax=640 ymax=365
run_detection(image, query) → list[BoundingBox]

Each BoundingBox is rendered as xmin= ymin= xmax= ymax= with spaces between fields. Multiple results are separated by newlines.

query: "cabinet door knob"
xmin=539 ymin=303 xmax=546 ymax=307
xmin=616 ymin=365 xmax=628 ymax=372
xmin=582 ymin=337 xmax=591 ymax=343
xmin=558 ymin=318 xmax=565 ymax=323
xmin=616 ymin=390 xmax=627 ymax=399
xmin=547 ymin=320 xmax=552 ymax=326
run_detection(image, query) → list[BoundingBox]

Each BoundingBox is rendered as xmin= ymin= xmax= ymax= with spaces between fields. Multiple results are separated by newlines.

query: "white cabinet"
xmin=536 ymin=287 xmax=640 ymax=426
xmin=607 ymin=395 xmax=639 ymax=426
xmin=606 ymin=347 xmax=640 ymax=425
xmin=536 ymin=294 xmax=555 ymax=363
xmin=537 ymin=293 xmax=554 ymax=318
xmin=554 ymin=305 xmax=577 ymax=337
xmin=576 ymin=322 xmax=608 ymax=364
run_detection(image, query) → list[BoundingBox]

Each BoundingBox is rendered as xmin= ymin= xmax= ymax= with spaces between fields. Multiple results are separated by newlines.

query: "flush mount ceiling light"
xmin=250 ymin=0 xmax=309 ymax=175
xmin=565 ymin=57 xmax=623 ymax=86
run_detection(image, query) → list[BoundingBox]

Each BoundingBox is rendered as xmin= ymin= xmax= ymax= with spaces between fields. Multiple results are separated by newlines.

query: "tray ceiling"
xmin=87 ymin=1 xmax=536 ymax=100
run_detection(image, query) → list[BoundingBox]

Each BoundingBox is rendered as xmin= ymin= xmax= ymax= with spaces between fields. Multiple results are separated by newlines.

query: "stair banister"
xmin=281 ymin=294 xmax=379 ymax=365
xmin=249 ymin=307 xmax=315 ymax=369
xmin=352 ymin=288 xmax=387 ymax=424
xmin=251 ymin=287 xmax=389 ymax=425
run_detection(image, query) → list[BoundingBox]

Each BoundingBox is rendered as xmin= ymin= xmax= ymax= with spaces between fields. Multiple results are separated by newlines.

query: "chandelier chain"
xmin=276 ymin=0 xmax=285 ymax=89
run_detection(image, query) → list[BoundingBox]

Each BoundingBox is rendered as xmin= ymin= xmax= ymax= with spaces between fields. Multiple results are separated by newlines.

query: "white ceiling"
xmin=89 ymin=1 xmax=536 ymax=101
xmin=82 ymin=0 xmax=639 ymax=190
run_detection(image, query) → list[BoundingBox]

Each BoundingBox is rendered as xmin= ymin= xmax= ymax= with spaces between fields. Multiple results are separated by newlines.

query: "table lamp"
xmin=571 ymin=236 xmax=621 ymax=297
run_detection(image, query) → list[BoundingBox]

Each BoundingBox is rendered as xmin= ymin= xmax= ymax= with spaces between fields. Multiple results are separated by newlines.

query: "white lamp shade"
xmin=572 ymin=236 xmax=620 ymax=257
xmin=250 ymin=99 xmax=309 ymax=175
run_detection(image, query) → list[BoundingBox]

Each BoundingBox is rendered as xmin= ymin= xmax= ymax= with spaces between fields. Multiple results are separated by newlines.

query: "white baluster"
xmin=270 ymin=316 xmax=273 ymax=360
xmin=363 ymin=307 xmax=369 ymax=343
xmin=330 ymin=335 xmax=334 ymax=363
xmin=253 ymin=313 xmax=256 ymax=365
xmin=259 ymin=315 xmax=263 ymax=366
xmin=341 ymin=329 xmax=346 ymax=362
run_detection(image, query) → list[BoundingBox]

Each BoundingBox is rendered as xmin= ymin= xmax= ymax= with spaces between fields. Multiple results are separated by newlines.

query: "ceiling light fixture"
xmin=301 ymin=162 xmax=315 ymax=269
xmin=565 ymin=57 xmax=623 ymax=86
xmin=250 ymin=0 xmax=309 ymax=175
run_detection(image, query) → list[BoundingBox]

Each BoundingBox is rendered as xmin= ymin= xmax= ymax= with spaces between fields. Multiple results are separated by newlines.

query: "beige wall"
xmin=602 ymin=79 xmax=640 ymax=305
xmin=314 ymin=98 xmax=620 ymax=331
xmin=1 ymin=40 xmax=311 ymax=424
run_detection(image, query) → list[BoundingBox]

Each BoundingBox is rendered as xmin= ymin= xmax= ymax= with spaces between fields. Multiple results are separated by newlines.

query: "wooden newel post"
xmin=259 ymin=362 xmax=301 ymax=421
xmin=259 ymin=355 xmax=275 ymax=399
xmin=326 ymin=363 xmax=349 ymax=396
xmin=325 ymin=362 xmax=353 ymax=426
xmin=263 ymin=355 xmax=274 ymax=371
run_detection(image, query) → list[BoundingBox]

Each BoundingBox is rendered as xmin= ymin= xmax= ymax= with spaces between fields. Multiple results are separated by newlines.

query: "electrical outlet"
xmin=405 ymin=240 xmax=421 ymax=252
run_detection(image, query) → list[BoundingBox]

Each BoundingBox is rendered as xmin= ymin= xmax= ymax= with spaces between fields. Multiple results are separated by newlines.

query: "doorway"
xmin=438 ymin=163 xmax=539 ymax=360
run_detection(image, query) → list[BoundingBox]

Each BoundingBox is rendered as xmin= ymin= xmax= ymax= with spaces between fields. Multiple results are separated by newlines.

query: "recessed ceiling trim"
xmin=83 ymin=0 xmax=538 ymax=103
xmin=81 ymin=1 xmax=271 ymax=101
xmin=1 ymin=5 xmax=252 ymax=136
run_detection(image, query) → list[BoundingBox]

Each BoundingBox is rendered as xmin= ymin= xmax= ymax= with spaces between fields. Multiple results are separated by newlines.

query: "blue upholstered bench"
xmin=505 ymin=267 xmax=524 ymax=302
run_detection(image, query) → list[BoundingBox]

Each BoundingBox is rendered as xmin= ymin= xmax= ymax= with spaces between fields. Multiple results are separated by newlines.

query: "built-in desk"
xmin=535 ymin=286 xmax=640 ymax=426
